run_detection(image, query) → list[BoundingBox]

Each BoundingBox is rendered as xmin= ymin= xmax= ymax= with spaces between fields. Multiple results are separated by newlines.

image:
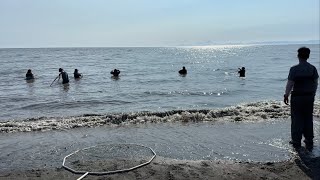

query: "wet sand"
xmin=1 ymin=154 xmax=319 ymax=180
xmin=1 ymin=115 xmax=319 ymax=179
xmin=1 ymin=121 xmax=320 ymax=180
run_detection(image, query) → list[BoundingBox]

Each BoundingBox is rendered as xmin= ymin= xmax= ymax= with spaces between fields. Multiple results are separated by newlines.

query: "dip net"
xmin=62 ymin=143 xmax=156 ymax=180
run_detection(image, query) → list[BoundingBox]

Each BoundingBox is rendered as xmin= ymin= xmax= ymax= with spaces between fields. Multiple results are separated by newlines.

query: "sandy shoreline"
xmin=1 ymin=152 xmax=319 ymax=180
xmin=0 ymin=115 xmax=319 ymax=179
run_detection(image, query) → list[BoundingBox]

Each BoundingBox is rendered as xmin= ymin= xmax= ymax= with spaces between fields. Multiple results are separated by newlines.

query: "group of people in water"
xmin=178 ymin=66 xmax=246 ymax=77
xmin=26 ymin=67 xmax=122 ymax=85
xmin=179 ymin=66 xmax=245 ymax=77
xmin=26 ymin=68 xmax=82 ymax=83
xmin=23 ymin=47 xmax=320 ymax=152
xmin=26 ymin=66 xmax=246 ymax=85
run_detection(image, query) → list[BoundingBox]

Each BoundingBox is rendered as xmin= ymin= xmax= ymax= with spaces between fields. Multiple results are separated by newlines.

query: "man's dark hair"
xmin=297 ymin=47 xmax=310 ymax=60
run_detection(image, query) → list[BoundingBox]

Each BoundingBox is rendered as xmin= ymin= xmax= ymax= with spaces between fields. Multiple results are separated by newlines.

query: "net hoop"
xmin=62 ymin=143 xmax=156 ymax=176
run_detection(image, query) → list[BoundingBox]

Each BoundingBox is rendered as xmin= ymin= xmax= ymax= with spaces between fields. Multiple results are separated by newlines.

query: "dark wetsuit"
xmin=238 ymin=69 xmax=245 ymax=77
xmin=74 ymin=73 xmax=81 ymax=78
xmin=288 ymin=61 xmax=318 ymax=146
xmin=61 ymin=71 xmax=69 ymax=84
xmin=26 ymin=73 xmax=34 ymax=80
xmin=179 ymin=69 xmax=187 ymax=74
xmin=111 ymin=70 xmax=120 ymax=76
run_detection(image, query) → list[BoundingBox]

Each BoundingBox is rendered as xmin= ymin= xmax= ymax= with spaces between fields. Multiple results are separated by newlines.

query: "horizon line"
xmin=0 ymin=40 xmax=319 ymax=49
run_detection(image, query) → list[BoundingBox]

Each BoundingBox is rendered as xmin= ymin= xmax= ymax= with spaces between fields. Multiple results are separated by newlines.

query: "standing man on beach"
xmin=284 ymin=47 xmax=318 ymax=150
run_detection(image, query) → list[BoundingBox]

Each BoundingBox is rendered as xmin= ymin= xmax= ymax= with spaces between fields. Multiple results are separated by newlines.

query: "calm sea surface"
xmin=0 ymin=44 xmax=320 ymax=170
xmin=0 ymin=44 xmax=319 ymax=121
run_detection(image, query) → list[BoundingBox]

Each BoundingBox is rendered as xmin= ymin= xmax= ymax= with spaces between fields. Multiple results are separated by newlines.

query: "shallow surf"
xmin=1 ymin=100 xmax=319 ymax=133
xmin=1 ymin=118 xmax=319 ymax=173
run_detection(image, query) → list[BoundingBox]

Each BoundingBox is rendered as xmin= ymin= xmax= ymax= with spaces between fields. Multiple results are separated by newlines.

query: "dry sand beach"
xmin=1 ymin=155 xmax=319 ymax=180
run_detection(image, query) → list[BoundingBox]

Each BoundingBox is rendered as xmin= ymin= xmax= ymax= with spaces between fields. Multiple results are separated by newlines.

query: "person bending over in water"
xmin=26 ymin=69 xmax=34 ymax=80
xmin=238 ymin=67 xmax=245 ymax=77
xmin=74 ymin=69 xmax=82 ymax=79
xmin=58 ymin=68 xmax=69 ymax=84
xmin=179 ymin=66 xmax=187 ymax=75
xmin=110 ymin=69 xmax=120 ymax=77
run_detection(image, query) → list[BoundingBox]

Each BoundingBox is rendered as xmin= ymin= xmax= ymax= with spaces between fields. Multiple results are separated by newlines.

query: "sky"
xmin=0 ymin=0 xmax=319 ymax=47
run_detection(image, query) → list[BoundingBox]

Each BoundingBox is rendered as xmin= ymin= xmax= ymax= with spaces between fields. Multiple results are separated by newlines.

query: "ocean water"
xmin=0 ymin=44 xmax=319 ymax=169
xmin=0 ymin=44 xmax=319 ymax=123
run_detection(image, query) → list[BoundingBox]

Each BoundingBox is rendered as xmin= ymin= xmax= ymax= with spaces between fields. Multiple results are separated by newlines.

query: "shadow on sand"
xmin=295 ymin=147 xmax=320 ymax=179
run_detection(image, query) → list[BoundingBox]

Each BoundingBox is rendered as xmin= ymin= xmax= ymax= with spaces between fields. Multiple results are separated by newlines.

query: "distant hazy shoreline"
xmin=0 ymin=40 xmax=319 ymax=49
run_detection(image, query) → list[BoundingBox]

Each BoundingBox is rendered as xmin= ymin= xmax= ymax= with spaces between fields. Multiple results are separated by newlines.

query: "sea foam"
xmin=1 ymin=100 xmax=319 ymax=133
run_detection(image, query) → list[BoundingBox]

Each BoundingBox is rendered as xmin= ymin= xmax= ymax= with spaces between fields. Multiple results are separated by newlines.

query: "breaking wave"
xmin=1 ymin=100 xmax=319 ymax=133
